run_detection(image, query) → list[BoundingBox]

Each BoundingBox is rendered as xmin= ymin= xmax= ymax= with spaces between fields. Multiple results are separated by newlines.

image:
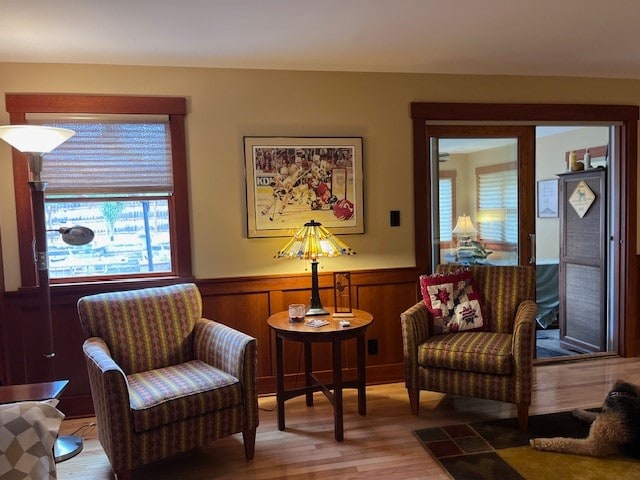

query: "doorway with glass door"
xmin=534 ymin=125 xmax=613 ymax=359
xmin=428 ymin=124 xmax=616 ymax=360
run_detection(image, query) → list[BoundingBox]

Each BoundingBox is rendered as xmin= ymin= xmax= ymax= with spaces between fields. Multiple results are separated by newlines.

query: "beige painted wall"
xmin=0 ymin=62 xmax=638 ymax=291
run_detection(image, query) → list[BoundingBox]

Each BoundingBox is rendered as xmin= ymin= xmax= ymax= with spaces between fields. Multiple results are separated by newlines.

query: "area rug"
xmin=414 ymin=410 xmax=640 ymax=479
xmin=535 ymin=329 xmax=574 ymax=358
xmin=536 ymin=346 xmax=570 ymax=358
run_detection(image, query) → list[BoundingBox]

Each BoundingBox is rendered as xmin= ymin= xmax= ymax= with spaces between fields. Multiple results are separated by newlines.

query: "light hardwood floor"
xmin=56 ymin=357 xmax=640 ymax=479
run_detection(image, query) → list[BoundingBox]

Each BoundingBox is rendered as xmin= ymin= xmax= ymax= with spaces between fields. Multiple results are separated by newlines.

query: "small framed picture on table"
xmin=333 ymin=272 xmax=354 ymax=318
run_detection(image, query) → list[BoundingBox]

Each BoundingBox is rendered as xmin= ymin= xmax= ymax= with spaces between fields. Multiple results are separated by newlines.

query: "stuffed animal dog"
xmin=530 ymin=380 xmax=640 ymax=457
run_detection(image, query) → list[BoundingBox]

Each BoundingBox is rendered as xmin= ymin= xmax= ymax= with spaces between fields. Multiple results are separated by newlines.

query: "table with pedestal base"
xmin=267 ymin=308 xmax=373 ymax=441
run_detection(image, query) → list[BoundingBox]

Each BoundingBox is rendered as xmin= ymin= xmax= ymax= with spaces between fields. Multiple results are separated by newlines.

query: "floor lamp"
xmin=0 ymin=125 xmax=91 ymax=462
xmin=275 ymin=219 xmax=355 ymax=316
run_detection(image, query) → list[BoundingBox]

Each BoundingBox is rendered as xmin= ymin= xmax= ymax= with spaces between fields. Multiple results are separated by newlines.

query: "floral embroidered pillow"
xmin=419 ymin=269 xmax=485 ymax=335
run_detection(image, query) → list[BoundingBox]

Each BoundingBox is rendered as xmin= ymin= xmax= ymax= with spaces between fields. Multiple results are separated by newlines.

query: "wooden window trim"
xmin=475 ymin=161 xmax=517 ymax=176
xmin=5 ymin=94 xmax=192 ymax=288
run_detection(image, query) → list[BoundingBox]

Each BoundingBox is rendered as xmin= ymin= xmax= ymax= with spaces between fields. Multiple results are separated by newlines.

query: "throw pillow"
xmin=420 ymin=269 xmax=485 ymax=334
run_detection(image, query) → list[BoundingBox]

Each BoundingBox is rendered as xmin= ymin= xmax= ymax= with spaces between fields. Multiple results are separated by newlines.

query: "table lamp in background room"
xmin=452 ymin=214 xmax=477 ymax=247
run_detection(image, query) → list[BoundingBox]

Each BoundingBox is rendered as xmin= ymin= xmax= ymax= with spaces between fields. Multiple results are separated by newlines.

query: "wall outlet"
xmin=390 ymin=210 xmax=400 ymax=227
xmin=368 ymin=338 xmax=379 ymax=355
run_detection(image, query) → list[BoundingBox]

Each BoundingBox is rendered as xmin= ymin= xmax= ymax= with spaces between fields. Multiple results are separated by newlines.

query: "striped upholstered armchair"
xmin=77 ymin=283 xmax=258 ymax=479
xmin=401 ymin=264 xmax=537 ymax=432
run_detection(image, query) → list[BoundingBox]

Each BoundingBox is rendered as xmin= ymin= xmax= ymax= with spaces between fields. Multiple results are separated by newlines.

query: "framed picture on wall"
xmin=244 ymin=136 xmax=364 ymax=237
xmin=537 ymin=178 xmax=559 ymax=218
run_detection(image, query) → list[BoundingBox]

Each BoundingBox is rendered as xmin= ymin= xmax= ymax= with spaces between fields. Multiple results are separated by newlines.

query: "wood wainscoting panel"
xmin=52 ymin=301 xmax=92 ymax=398
xmin=356 ymin=282 xmax=420 ymax=369
xmin=1 ymin=267 xmax=419 ymax=417
xmin=200 ymin=291 xmax=271 ymax=379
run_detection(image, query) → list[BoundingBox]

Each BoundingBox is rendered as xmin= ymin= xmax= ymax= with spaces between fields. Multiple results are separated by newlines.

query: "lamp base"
xmin=54 ymin=434 xmax=83 ymax=463
xmin=459 ymin=235 xmax=472 ymax=247
xmin=306 ymin=306 xmax=330 ymax=316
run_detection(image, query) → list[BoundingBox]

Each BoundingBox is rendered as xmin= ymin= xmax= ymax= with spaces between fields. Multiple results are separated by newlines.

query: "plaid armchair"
xmin=401 ymin=265 xmax=537 ymax=432
xmin=77 ymin=283 xmax=258 ymax=479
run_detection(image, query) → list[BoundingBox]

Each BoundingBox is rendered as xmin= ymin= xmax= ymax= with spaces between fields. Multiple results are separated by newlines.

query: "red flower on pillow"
xmin=435 ymin=288 xmax=451 ymax=305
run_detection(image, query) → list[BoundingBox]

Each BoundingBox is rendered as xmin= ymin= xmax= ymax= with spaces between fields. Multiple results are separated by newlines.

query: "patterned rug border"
xmin=413 ymin=421 xmax=525 ymax=480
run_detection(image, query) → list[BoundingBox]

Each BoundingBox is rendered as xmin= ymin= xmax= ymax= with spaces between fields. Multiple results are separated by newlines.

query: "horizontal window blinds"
xmin=33 ymin=121 xmax=172 ymax=195
xmin=478 ymin=168 xmax=517 ymax=243
xmin=439 ymin=178 xmax=453 ymax=242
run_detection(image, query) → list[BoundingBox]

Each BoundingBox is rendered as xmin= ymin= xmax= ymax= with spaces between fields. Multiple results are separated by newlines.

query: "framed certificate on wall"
xmin=537 ymin=178 xmax=559 ymax=218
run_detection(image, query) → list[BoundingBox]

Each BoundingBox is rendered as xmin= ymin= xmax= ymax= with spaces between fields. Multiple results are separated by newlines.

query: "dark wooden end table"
xmin=267 ymin=308 xmax=373 ymax=441
xmin=0 ymin=380 xmax=69 ymax=404
xmin=0 ymin=379 xmax=83 ymax=462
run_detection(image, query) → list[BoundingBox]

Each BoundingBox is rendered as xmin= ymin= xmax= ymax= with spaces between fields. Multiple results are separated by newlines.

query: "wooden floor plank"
xmin=56 ymin=357 xmax=640 ymax=479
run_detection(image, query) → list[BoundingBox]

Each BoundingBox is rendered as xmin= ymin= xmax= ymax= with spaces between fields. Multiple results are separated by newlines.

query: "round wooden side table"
xmin=267 ymin=308 xmax=373 ymax=441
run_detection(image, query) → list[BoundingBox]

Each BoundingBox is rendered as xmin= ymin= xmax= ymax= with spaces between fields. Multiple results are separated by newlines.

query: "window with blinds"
xmin=7 ymin=94 xmax=190 ymax=287
xmin=476 ymin=164 xmax=517 ymax=245
xmin=33 ymin=117 xmax=175 ymax=279
xmin=35 ymin=120 xmax=173 ymax=194
xmin=439 ymin=176 xmax=454 ymax=242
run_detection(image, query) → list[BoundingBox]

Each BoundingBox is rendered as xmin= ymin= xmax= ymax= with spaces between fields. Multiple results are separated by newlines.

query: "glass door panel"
xmin=427 ymin=125 xmax=534 ymax=268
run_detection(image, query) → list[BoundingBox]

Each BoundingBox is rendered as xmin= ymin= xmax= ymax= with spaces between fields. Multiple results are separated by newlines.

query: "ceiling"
xmin=1 ymin=1 xmax=640 ymax=79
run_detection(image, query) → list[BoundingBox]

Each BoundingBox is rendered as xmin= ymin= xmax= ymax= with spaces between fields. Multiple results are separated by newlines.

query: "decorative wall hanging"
xmin=537 ymin=178 xmax=559 ymax=218
xmin=244 ymin=137 xmax=364 ymax=237
xmin=569 ymin=180 xmax=596 ymax=218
